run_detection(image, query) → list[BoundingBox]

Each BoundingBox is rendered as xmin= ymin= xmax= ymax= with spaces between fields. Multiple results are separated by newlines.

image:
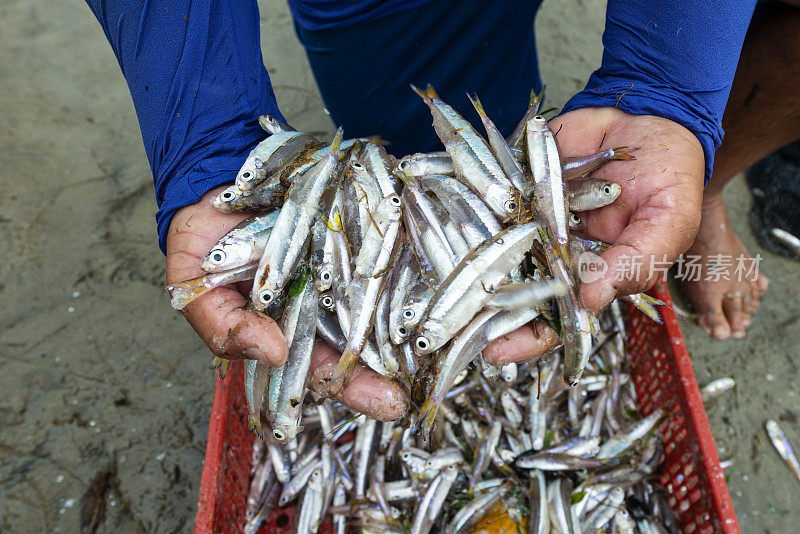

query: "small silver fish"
xmin=766 ymin=419 xmax=800 ymax=484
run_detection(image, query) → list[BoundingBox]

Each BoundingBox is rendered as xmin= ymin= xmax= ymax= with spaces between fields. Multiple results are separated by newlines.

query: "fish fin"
xmin=610 ymin=146 xmax=637 ymax=161
xmin=247 ymin=414 xmax=263 ymax=439
xmin=209 ymin=357 xmax=231 ymax=379
xmin=330 ymin=127 xmax=345 ymax=160
xmin=410 ymin=84 xmax=429 ymax=101
xmin=425 ymin=84 xmax=439 ymax=99
xmin=332 ymin=348 xmax=361 ymax=389
xmin=418 ymin=396 xmax=440 ymax=437
xmin=624 ymin=295 xmax=664 ymax=325
xmin=468 ymin=93 xmax=487 ymax=118
xmin=320 ymin=209 xmax=344 ymax=233
xmin=533 ymin=85 xmax=546 ymax=115
xmin=367 ymin=135 xmax=389 ymax=147
xmin=556 ymin=241 xmax=570 ymax=266
xmin=165 ymin=275 xmax=211 ymax=310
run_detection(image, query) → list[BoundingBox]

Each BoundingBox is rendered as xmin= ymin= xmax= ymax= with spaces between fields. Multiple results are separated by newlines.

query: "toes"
xmin=741 ymin=287 xmax=759 ymax=315
xmin=699 ymin=302 xmax=731 ymax=340
xmin=753 ymin=273 xmax=769 ymax=298
xmin=722 ymin=292 xmax=747 ymax=338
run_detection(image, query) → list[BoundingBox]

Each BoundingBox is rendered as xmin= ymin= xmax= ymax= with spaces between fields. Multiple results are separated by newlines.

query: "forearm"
xmin=562 ymin=0 xmax=758 ymax=184
xmin=85 ymin=0 xmax=283 ymax=252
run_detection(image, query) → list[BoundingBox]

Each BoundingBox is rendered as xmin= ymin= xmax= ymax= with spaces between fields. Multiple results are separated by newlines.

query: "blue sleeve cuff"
xmin=561 ymin=79 xmax=722 ymax=185
xmin=156 ymin=145 xmax=255 ymax=254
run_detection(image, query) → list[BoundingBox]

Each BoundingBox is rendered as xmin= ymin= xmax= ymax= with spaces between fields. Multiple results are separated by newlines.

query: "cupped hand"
xmin=483 ymin=107 xmax=704 ymax=366
xmin=551 ymin=107 xmax=705 ymax=312
xmin=166 ymin=186 xmax=407 ymax=421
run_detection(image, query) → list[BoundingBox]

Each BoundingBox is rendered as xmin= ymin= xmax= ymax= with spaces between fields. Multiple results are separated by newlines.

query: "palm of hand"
xmin=166 ymin=186 xmax=407 ymax=421
xmin=550 ymin=107 xmax=705 ymax=311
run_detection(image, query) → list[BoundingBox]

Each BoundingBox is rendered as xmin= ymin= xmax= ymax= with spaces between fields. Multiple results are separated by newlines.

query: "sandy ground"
xmin=0 ymin=0 xmax=798 ymax=532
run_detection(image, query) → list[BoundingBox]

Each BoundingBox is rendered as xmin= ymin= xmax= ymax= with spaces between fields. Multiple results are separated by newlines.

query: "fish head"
xmin=271 ymin=419 xmax=302 ymax=444
xmin=318 ymin=291 xmax=335 ymax=312
xmin=212 ymin=185 xmax=240 ymax=212
xmin=236 ymin=156 xmax=265 ymax=188
xmin=600 ymin=180 xmax=622 ymax=200
xmin=391 ymin=321 xmax=410 ymax=344
xmin=254 ymin=279 xmax=281 ymax=310
xmin=314 ymin=263 xmax=333 ymax=291
xmin=201 ymin=241 xmax=251 ymax=272
xmin=414 ymin=320 xmax=449 ymax=355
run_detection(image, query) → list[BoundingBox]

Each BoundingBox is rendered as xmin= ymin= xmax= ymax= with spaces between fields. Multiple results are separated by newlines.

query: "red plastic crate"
xmin=194 ymin=281 xmax=740 ymax=533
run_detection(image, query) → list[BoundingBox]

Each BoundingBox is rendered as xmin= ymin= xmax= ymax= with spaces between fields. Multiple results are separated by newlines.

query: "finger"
xmin=722 ymin=292 xmax=746 ymax=339
xmin=307 ymin=340 xmax=408 ymax=422
xmin=482 ymin=322 xmax=560 ymax=366
xmin=178 ymin=287 xmax=288 ymax=366
xmin=579 ymin=180 xmax=702 ymax=314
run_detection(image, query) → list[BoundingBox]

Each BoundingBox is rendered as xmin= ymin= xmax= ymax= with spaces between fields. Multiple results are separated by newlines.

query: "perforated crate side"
xmin=196 ymin=360 xmax=255 ymax=534
xmin=626 ymin=281 xmax=739 ymax=533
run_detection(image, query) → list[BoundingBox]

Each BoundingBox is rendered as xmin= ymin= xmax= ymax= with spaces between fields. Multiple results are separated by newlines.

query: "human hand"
xmin=550 ymin=106 xmax=705 ymax=312
xmin=166 ymin=186 xmax=407 ymax=421
xmin=483 ymin=108 xmax=704 ymax=367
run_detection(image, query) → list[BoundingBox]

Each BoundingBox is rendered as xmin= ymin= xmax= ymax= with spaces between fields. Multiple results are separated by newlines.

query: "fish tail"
xmin=247 ymin=414 xmax=263 ymax=439
xmin=320 ymin=209 xmax=344 ymax=233
xmin=424 ymin=84 xmax=439 ymax=99
xmin=557 ymin=241 xmax=570 ymax=266
xmin=468 ymin=93 xmax=487 ymax=118
xmin=330 ymin=127 xmax=345 ymax=159
xmin=410 ymin=84 xmax=429 ymax=101
xmin=333 ymin=348 xmax=360 ymax=388
xmin=611 ymin=146 xmax=636 ymax=161
xmin=209 ymin=357 xmax=231 ymax=379
xmin=165 ymin=275 xmax=211 ymax=310
xmin=625 ymin=294 xmax=665 ymax=325
xmin=418 ymin=396 xmax=440 ymax=437
xmin=257 ymin=115 xmax=270 ymax=131
xmin=533 ymin=85 xmax=546 ymax=115
xmin=366 ymin=135 xmax=388 ymax=147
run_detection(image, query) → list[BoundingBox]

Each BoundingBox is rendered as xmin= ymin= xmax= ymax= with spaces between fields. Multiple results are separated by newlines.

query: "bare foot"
xmin=681 ymin=192 xmax=769 ymax=339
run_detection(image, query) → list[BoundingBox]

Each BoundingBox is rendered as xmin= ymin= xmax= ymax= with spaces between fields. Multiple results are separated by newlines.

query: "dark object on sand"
xmin=746 ymin=141 xmax=800 ymax=261
xmin=80 ymin=468 xmax=114 ymax=534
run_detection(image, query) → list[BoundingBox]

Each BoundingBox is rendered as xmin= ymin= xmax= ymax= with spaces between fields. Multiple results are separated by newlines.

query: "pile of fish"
xmin=165 ymin=85 xmax=677 ymax=531
xmin=243 ymin=315 xmax=678 ymax=533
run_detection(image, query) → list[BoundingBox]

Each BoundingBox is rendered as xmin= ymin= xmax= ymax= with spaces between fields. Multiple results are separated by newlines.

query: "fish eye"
xmin=242 ymin=171 xmax=251 ymax=179
xmin=273 ymin=429 xmax=284 ymax=441
xmin=221 ymin=191 xmax=235 ymax=200
xmin=399 ymin=161 xmax=410 ymax=170
xmin=320 ymin=295 xmax=334 ymax=309
xmin=603 ymin=184 xmax=613 ymax=195
xmin=352 ymin=162 xmax=363 ymax=169
xmin=389 ymin=195 xmax=401 ymax=206
xmin=210 ymin=249 xmax=226 ymax=264
xmin=415 ymin=336 xmax=430 ymax=351
xmin=259 ymin=289 xmax=275 ymax=305
xmin=534 ymin=115 xmax=546 ymax=121
xmin=402 ymin=308 xmax=415 ymax=320
xmin=398 ymin=326 xmax=407 ymax=336
xmin=320 ymin=269 xmax=332 ymax=282
xmin=504 ymin=199 xmax=517 ymax=212
xmin=570 ymin=213 xmax=581 ymax=225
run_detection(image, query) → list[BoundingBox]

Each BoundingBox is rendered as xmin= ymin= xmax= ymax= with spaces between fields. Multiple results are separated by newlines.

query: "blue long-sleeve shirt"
xmin=87 ymin=0 xmax=757 ymax=253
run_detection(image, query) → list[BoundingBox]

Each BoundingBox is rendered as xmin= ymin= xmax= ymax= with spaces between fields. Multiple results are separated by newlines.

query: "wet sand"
xmin=0 ymin=0 xmax=797 ymax=532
